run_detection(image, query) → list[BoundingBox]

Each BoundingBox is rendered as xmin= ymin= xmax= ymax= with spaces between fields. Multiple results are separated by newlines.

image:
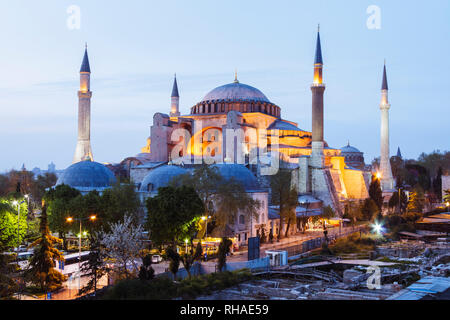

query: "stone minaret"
xmin=170 ymin=74 xmax=180 ymax=117
xmin=73 ymin=45 xmax=94 ymax=163
xmin=379 ymin=62 xmax=394 ymax=190
xmin=310 ymin=26 xmax=326 ymax=168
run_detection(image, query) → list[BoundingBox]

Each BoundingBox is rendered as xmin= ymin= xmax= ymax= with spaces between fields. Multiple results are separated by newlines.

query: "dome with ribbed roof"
xmin=202 ymin=82 xmax=270 ymax=103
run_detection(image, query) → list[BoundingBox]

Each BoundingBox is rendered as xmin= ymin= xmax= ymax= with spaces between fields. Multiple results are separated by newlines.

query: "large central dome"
xmin=202 ymin=81 xmax=270 ymax=103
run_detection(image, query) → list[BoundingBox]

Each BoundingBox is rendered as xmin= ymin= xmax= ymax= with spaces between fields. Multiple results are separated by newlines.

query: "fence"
xmin=280 ymin=226 xmax=367 ymax=258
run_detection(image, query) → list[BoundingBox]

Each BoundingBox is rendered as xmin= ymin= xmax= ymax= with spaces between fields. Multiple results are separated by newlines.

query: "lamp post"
xmin=202 ymin=216 xmax=211 ymax=239
xmin=24 ymin=194 xmax=30 ymax=236
xmin=66 ymin=215 xmax=96 ymax=289
xmin=13 ymin=200 xmax=25 ymax=252
xmin=185 ymin=239 xmax=188 ymax=253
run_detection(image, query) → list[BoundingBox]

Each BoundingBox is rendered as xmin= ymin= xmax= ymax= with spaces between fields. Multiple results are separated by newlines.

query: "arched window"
xmin=239 ymin=215 xmax=245 ymax=224
xmin=147 ymin=183 xmax=153 ymax=192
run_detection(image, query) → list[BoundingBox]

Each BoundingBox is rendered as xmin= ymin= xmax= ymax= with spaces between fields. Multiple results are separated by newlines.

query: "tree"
xmin=172 ymin=165 xmax=261 ymax=236
xmin=388 ymin=190 xmax=408 ymax=213
xmin=78 ymin=232 xmax=109 ymax=296
xmin=322 ymin=206 xmax=335 ymax=219
xmin=99 ymin=215 xmax=145 ymax=279
xmin=270 ymin=169 xmax=298 ymax=238
xmin=0 ymin=244 xmax=18 ymax=299
xmin=343 ymin=200 xmax=362 ymax=226
xmin=361 ymin=198 xmax=379 ymax=221
xmin=433 ymin=167 xmax=443 ymax=201
xmin=25 ymin=204 xmax=66 ymax=292
xmin=0 ymin=199 xmax=27 ymax=248
xmin=145 ymin=186 xmax=204 ymax=246
xmin=138 ymin=254 xmax=155 ymax=281
xmin=407 ymin=186 xmax=426 ymax=213
xmin=369 ymin=175 xmax=383 ymax=210
xmin=100 ymin=183 xmax=143 ymax=227
xmin=217 ymin=237 xmax=232 ymax=272
xmin=166 ymin=247 xmax=181 ymax=280
xmin=180 ymin=242 xmax=203 ymax=279
xmin=45 ymin=184 xmax=81 ymax=250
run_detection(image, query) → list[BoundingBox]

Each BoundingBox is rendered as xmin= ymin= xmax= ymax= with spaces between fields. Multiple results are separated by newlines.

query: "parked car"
xmin=151 ymin=255 xmax=163 ymax=264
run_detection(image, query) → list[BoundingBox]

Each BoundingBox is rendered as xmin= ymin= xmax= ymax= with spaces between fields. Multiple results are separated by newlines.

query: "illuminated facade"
xmin=131 ymin=28 xmax=371 ymax=238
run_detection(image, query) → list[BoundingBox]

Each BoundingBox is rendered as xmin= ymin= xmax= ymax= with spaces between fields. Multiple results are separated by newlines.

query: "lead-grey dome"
xmin=341 ymin=144 xmax=361 ymax=153
xmin=212 ymin=163 xmax=261 ymax=191
xmin=56 ymin=160 xmax=116 ymax=190
xmin=202 ymin=82 xmax=270 ymax=103
xmin=139 ymin=165 xmax=188 ymax=192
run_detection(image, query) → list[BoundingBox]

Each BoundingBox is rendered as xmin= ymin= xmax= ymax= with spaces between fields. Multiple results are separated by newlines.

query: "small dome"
xmin=56 ymin=160 xmax=116 ymax=190
xmin=139 ymin=165 xmax=188 ymax=192
xmin=212 ymin=163 xmax=261 ymax=191
xmin=341 ymin=144 xmax=361 ymax=153
xmin=202 ymin=82 xmax=270 ymax=103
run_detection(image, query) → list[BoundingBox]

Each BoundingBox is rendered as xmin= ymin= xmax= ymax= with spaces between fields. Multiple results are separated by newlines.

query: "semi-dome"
xmin=139 ymin=165 xmax=188 ymax=192
xmin=212 ymin=163 xmax=261 ymax=191
xmin=56 ymin=160 xmax=117 ymax=191
xmin=202 ymin=82 xmax=270 ymax=103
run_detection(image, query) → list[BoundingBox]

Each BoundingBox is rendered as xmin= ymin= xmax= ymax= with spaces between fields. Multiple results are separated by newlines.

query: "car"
xmin=151 ymin=254 xmax=163 ymax=264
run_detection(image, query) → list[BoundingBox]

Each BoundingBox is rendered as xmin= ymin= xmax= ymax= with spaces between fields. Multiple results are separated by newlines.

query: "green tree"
xmin=45 ymin=184 xmax=81 ymax=249
xmin=388 ymin=190 xmax=408 ymax=213
xmin=25 ymin=204 xmax=66 ymax=292
xmin=217 ymin=237 xmax=232 ymax=272
xmin=78 ymin=232 xmax=109 ymax=296
xmin=0 ymin=244 xmax=18 ymax=299
xmin=0 ymin=199 xmax=27 ymax=248
xmin=443 ymin=189 xmax=450 ymax=203
xmin=361 ymin=198 xmax=379 ymax=221
xmin=270 ymin=169 xmax=298 ymax=238
xmin=180 ymin=241 xmax=203 ymax=279
xmin=145 ymin=186 xmax=204 ymax=246
xmin=138 ymin=254 xmax=155 ymax=281
xmin=172 ymin=165 xmax=260 ymax=236
xmin=166 ymin=247 xmax=181 ymax=280
xmin=369 ymin=175 xmax=383 ymax=210
xmin=343 ymin=200 xmax=362 ymax=226
xmin=100 ymin=183 xmax=142 ymax=227
xmin=407 ymin=186 xmax=426 ymax=213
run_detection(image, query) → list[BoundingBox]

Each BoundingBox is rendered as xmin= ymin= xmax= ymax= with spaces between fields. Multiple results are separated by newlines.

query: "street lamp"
xmin=13 ymin=199 xmax=25 ymax=252
xmin=375 ymin=172 xmax=381 ymax=180
xmin=185 ymin=239 xmax=188 ymax=253
xmin=66 ymin=214 xmax=97 ymax=288
xmin=202 ymin=216 xmax=211 ymax=239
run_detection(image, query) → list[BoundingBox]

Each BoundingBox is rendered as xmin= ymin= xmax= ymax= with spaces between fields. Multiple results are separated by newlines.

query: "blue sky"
xmin=0 ymin=0 xmax=449 ymax=171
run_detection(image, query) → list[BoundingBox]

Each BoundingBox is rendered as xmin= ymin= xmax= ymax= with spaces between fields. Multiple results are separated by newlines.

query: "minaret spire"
xmin=311 ymin=26 xmax=326 ymax=168
xmin=234 ymin=69 xmax=239 ymax=83
xmin=379 ymin=61 xmax=394 ymax=191
xmin=73 ymin=45 xmax=94 ymax=163
xmin=170 ymin=73 xmax=180 ymax=117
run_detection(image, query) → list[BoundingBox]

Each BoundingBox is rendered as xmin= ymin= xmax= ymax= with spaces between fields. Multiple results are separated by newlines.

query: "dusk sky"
xmin=0 ymin=0 xmax=449 ymax=172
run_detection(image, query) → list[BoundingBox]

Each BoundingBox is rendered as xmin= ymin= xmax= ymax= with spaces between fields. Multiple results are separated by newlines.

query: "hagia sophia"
xmin=55 ymin=28 xmax=397 ymax=246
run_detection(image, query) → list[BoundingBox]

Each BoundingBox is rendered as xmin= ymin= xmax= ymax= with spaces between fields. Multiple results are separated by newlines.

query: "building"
xmin=130 ymin=27 xmax=371 ymax=238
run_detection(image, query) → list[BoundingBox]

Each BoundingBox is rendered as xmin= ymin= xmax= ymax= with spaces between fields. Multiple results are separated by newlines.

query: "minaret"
xmin=310 ymin=25 xmax=326 ymax=168
xmin=379 ymin=62 xmax=394 ymax=190
xmin=73 ymin=45 xmax=94 ymax=163
xmin=170 ymin=74 xmax=180 ymax=117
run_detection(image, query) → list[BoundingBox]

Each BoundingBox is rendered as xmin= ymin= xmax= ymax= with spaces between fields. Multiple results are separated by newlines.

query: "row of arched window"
xmin=191 ymin=101 xmax=280 ymax=117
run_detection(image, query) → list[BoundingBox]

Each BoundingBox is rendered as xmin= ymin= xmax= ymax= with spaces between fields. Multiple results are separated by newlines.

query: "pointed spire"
xmin=80 ymin=45 xmax=91 ymax=73
xmin=381 ymin=61 xmax=388 ymax=90
xmin=234 ymin=69 xmax=239 ymax=83
xmin=396 ymin=147 xmax=402 ymax=158
xmin=171 ymin=73 xmax=179 ymax=97
xmin=314 ymin=25 xmax=323 ymax=65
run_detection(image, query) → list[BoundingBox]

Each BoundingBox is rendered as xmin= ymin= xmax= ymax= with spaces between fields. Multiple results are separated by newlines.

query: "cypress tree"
xmin=26 ymin=203 xmax=66 ymax=292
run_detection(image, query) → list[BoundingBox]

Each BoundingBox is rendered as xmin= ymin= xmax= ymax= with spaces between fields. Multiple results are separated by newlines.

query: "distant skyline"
xmin=0 ymin=0 xmax=449 ymax=171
